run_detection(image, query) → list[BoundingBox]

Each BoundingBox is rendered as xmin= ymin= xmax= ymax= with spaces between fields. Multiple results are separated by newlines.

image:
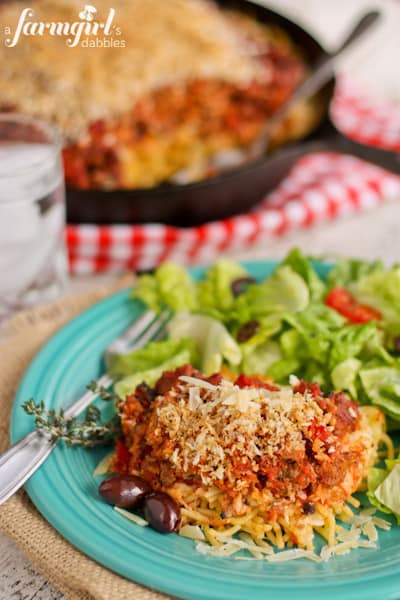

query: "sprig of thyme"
xmin=86 ymin=380 xmax=120 ymax=403
xmin=22 ymin=399 xmax=121 ymax=448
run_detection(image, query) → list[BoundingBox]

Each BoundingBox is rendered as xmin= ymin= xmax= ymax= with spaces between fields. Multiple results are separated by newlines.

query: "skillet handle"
xmin=307 ymin=120 xmax=400 ymax=174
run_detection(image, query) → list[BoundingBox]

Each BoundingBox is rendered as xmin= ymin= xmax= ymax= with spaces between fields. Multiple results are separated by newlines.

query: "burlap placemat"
xmin=0 ymin=277 xmax=174 ymax=600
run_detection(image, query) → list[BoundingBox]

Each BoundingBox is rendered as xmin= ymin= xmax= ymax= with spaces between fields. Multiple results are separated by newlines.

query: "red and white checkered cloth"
xmin=331 ymin=78 xmax=400 ymax=152
xmin=67 ymin=79 xmax=400 ymax=274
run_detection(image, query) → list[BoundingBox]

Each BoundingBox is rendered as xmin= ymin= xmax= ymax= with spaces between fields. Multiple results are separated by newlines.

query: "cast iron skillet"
xmin=67 ymin=0 xmax=400 ymax=226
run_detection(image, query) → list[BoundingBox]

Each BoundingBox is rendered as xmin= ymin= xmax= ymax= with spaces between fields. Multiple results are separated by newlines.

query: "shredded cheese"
xmin=114 ymin=506 xmax=148 ymax=527
xmin=93 ymin=452 xmax=114 ymax=476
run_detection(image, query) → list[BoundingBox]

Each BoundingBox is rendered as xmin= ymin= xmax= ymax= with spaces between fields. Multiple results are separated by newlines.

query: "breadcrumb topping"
xmin=157 ymin=376 xmax=334 ymax=487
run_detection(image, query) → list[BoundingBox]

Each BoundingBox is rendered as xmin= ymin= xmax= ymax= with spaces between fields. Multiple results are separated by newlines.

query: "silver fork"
xmin=0 ymin=308 xmax=171 ymax=505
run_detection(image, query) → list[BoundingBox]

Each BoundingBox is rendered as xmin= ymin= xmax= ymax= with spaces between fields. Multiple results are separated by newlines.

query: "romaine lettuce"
xmin=367 ymin=454 xmax=400 ymax=522
xmin=360 ymin=367 xmax=400 ymax=420
xmin=167 ymin=312 xmax=241 ymax=374
xmin=375 ymin=463 xmax=400 ymax=521
xmin=108 ymin=338 xmax=196 ymax=378
xmin=327 ymin=257 xmax=384 ymax=289
xmin=240 ymin=340 xmax=281 ymax=375
xmin=350 ymin=267 xmax=400 ymax=326
xmin=235 ymin=264 xmax=310 ymax=320
xmin=331 ymin=357 xmax=362 ymax=398
xmin=282 ymin=248 xmax=326 ymax=301
xmin=196 ymin=259 xmax=249 ymax=322
xmin=328 ymin=322 xmax=377 ymax=370
xmin=114 ymin=345 xmax=194 ymax=399
xmin=131 ymin=262 xmax=197 ymax=312
xmin=367 ymin=467 xmax=392 ymax=515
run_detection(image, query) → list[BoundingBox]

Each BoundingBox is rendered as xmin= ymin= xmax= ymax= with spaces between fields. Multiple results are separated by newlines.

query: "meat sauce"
xmin=116 ymin=366 xmax=364 ymax=512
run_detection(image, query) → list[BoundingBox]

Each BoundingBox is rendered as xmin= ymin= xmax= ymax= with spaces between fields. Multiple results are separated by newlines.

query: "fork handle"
xmin=0 ymin=431 xmax=55 ymax=505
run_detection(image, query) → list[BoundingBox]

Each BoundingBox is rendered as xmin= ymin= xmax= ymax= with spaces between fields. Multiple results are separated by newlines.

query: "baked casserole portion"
xmin=1 ymin=0 xmax=322 ymax=189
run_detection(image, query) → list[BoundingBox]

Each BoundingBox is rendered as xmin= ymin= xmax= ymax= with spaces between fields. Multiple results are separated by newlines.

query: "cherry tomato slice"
xmin=325 ymin=287 xmax=382 ymax=324
xmin=114 ymin=438 xmax=131 ymax=474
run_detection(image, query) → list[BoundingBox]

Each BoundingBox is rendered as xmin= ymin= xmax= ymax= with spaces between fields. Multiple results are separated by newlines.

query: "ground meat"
xmin=155 ymin=364 xmax=200 ymax=394
xmin=330 ymin=391 xmax=360 ymax=435
xmin=315 ymin=458 xmax=344 ymax=487
xmin=293 ymin=380 xmax=322 ymax=397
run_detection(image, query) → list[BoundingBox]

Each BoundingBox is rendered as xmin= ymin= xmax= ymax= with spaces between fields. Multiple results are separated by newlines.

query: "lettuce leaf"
xmin=130 ymin=273 xmax=160 ymax=312
xmin=350 ymin=266 xmax=400 ymax=326
xmin=327 ymin=257 xmax=384 ymax=289
xmin=167 ymin=312 xmax=241 ymax=374
xmin=108 ymin=338 xmax=195 ymax=378
xmin=282 ymin=248 xmax=326 ymax=301
xmin=283 ymin=304 xmax=344 ymax=366
xmin=331 ymin=357 xmax=362 ymax=398
xmin=272 ymin=306 xmax=386 ymax=390
xmin=240 ymin=340 xmax=282 ymax=375
xmin=235 ymin=265 xmax=310 ymax=320
xmin=267 ymin=357 xmax=302 ymax=382
xmin=367 ymin=467 xmax=392 ymax=515
xmin=368 ymin=455 xmax=400 ymax=523
xmin=114 ymin=343 xmax=195 ymax=399
xmin=359 ymin=367 xmax=400 ymax=420
xmin=375 ymin=463 xmax=400 ymax=523
xmin=196 ymin=259 xmax=249 ymax=322
xmin=328 ymin=322 xmax=377 ymax=370
xmin=131 ymin=263 xmax=198 ymax=312
xmin=284 ymin=303 xmax=345 ymax=335
xmin=238 ymin=314 xmax=282 ymax=356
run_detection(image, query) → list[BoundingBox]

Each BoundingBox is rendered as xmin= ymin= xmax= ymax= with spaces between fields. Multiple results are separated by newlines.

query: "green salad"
xmin=107 ymin=248 xmax=400 ymax=523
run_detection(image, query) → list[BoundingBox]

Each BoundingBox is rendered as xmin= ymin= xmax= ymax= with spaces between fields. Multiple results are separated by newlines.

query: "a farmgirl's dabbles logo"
xmin=3 ymin=4 xmax=126 ymax=48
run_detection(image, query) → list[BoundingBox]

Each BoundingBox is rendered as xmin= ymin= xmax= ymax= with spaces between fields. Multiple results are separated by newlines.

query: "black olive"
xmin=143 ymin=492 xmax=181 ymax=533
xmin=231 ymin=277 xmax=256 ymax=297
xmin=237 ymin=319 xmax=260 ymax=343
xmin=393 ymin=336 xmax=400 ymax=353
xmin=303 ymin=501 xmax=316 ymax=515
xmin=99 ymin=475 xmax=152 ymax=509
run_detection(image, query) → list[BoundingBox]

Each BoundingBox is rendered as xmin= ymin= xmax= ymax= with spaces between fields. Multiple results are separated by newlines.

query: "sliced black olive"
xmin=231 ymin=277 xmax=256 ymax=297
xmin=143 ymin=492 xmax=181 ymax=533
xmin=99 ymin=475 xmax=151 ymax=509
xmin=237 ymin=319 xmax=260 ymax=343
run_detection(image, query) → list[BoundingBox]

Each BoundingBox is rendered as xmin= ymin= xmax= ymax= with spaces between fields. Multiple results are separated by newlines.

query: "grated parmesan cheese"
xmin=92 ymin=451 xmax=114 ymax=476
xmin=114 ymin=506 xmax=148 ymax=527
xmin=179 ymin=524 xmax=206 ymax=541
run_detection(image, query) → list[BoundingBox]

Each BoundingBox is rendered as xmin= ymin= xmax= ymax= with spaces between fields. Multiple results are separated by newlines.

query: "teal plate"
xmin=10 ymin=261 xmax=400 ymax=600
